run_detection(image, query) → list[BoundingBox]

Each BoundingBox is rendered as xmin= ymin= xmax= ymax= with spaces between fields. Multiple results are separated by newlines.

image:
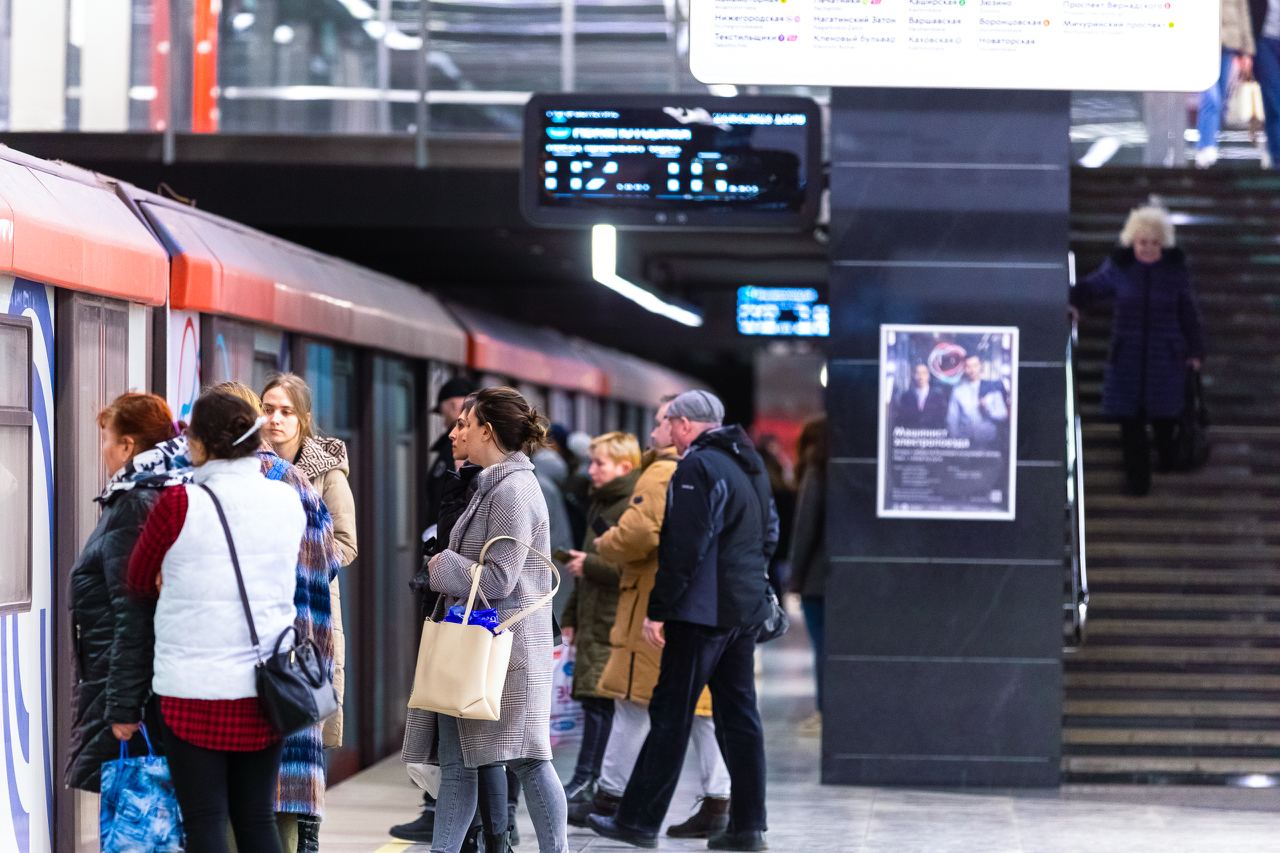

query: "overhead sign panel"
xmin=522 ymin=93 xmax=821 ymax=229
xmin=690 ymin=0 xmax=1218 ymax=92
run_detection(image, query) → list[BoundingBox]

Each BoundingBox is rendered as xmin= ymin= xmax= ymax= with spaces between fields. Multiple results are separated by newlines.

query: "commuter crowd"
xmin=68 ymin=366 xmax=832 ymax=853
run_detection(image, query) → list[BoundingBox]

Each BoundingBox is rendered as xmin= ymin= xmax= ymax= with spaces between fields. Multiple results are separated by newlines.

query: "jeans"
xmin=434 ymin=714 xmax=568 ymax=852
xmin=1255 ymin=37 xmax=1280 ymax=164
xmin=598 ymin=699 xmax=731 ymax=799
xmin=1119 ymin=416 xmax=1176 ymax=495
xmin=1198 ymin=48 xmax=1238 ymax=151
xmin=573 ymin=696 xmax=615 ymax=781
xmin=800 ymin=596 xmax=825 ymax=710
xmin=616 ymin=622 xmax=766 ymax=835
xmin=158 ymin=719 xmax=284 ymax=853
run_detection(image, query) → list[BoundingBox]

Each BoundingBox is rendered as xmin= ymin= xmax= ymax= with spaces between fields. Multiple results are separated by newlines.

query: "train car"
xmin=0 ymin=148 xmax=168 ymax=853
xmin=0 ymin=145 xmax=701 ymax=853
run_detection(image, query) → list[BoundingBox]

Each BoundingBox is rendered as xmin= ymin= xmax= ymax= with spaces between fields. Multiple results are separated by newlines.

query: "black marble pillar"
xmin=823 ymin=89 xmax=1068 ymax=787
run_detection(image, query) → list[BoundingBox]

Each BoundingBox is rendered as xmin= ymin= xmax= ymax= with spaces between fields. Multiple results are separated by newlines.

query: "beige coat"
xmin=1223 ymin=0 xmax=1255 ymax=54
xmin=296 ymin=436 xmax=357 ymax=748
xmin=595 ymin=447 xmax=711 ymax=716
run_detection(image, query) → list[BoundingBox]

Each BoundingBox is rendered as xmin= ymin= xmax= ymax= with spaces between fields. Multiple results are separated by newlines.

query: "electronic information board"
xmin=737 ymin=287 xmax=830 ymax=337
xmin=690 ymin=0 xmax=1219 ymax=92
xmin=522 ymin=94 xmax=821 ymax=229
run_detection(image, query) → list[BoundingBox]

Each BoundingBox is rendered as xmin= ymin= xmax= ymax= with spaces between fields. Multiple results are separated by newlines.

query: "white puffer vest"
xmin=152 ymin=456 xmax=305 ymax=700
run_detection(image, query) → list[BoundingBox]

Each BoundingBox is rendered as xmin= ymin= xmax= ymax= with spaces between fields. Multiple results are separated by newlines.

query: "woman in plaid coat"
xmin=403 ymin=387 xmax=566 ymax=853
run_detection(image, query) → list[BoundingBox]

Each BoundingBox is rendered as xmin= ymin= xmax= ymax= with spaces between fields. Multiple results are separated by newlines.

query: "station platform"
xmin=320 ymin=628 xmax=1280 ymax=853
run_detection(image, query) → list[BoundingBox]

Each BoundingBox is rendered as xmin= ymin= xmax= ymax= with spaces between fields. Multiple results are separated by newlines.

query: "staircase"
xmin=1064 ymin=168 xmax=1280 ymax=783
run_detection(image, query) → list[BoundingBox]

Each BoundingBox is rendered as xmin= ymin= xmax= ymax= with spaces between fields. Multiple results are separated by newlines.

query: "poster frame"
xmin=876 ymin=323 xmax=1020 ymax=522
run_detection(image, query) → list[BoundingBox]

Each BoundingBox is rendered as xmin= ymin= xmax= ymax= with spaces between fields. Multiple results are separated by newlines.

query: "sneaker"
xmin=797 ymin=711 xmax=822 ymax=737
xmin=667 ymin=796 xmax=730 ymax=838
xmin=1195 ymin=146 xmax=1219 ymax=169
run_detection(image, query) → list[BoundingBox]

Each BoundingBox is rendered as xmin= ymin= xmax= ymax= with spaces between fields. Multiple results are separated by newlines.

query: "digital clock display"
xmin=521 ymin=94 xmax=821 ymax=230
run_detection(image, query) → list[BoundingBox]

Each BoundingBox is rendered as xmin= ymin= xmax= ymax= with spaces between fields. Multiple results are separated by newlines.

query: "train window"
xmin=0 ymin=316 xmax=32 ymax=614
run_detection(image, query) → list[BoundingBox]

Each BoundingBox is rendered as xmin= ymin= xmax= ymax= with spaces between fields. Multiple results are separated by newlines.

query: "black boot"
xmin=507 ymin=803 xmax=520 ymax=846
xmin=563 ymin=773 xmax=596 ymax=804
xmin=708 ymin=829 xmax=768 ymax=851
xmin=388 ymin=801 xmax=435 ymax=842
xmin=667 ymin=796 xmax=730 ymax=839
xmin=568 ymin=788 xmax=621 ymax=828
xmin=460 ymin=822 xmax=484 ymax=853
xmin=485 ymin=830 xmax=514 ymax=853
xmin=296 ymin=814 xmax=322 ymax=853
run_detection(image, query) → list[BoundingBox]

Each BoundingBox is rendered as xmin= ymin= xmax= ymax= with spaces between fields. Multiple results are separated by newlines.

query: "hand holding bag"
xmin=100 ymin=724 xmax=184 ymax=852
xmin=408 ymin=535 xmax=560 ymax=720
xmin=201 ymin=484 xmax=339 ymax=736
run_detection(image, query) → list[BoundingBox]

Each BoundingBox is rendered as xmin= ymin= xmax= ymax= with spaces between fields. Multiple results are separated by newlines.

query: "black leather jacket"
xmin=66 ymin=487 xmax=163 ymax=792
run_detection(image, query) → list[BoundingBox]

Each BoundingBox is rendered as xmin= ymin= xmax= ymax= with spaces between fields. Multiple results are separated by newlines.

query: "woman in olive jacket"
xmin=67 ymin=393 xmax=186 ymax=792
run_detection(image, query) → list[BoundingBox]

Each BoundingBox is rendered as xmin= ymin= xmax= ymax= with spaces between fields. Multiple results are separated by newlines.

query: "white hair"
xmin=1119 ymin=205 xmax=1176 ymax=248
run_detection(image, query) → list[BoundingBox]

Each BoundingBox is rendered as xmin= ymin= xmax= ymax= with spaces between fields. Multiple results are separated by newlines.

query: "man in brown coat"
xmin=566 ymin=397 xmax=731 ymax=839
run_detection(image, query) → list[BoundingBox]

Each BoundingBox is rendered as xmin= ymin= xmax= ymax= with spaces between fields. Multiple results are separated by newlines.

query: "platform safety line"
xmin=374 ymin=844 xmax=413 ymax=852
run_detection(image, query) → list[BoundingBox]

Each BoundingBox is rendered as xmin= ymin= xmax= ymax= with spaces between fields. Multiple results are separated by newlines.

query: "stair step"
xmin=1064 ymin=699 xmax=1280 ymax=718
xmin=1064 ymin=672 xmax=1280 ymax=691
xmin=1087 ymin=520 xmax=1280 ymax=538
xmin=1084 ymin=494 xmax=1279 ymax=514
xmin=1085 ymin=620 xmax=1280 ymax=639
xmin=1062 ymin=755 xmax=1280 ymax=775
xmin=1087 ymin=544 xmax=1280 ymax=563
xmin=1071 ymin=645 xmax=1280 ymax=664
xmin=1063 ymin=728 xmax=1280 ymax=747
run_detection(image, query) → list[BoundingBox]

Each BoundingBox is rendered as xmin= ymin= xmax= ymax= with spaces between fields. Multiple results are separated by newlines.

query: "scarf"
xmin=96 ymin=435 xmax=193 ymax=503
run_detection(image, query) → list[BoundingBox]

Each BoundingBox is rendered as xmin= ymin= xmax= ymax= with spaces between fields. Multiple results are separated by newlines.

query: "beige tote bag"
xmin=408 ymin=536 xmax=560 ymax=720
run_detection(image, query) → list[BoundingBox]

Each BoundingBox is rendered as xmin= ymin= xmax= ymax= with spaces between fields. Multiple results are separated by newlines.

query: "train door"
xmin=548 ymin=388 xmax=573 ymax=429
xmin=297 ymin=340 xmax=364 ymax=781
xmin=361 ymin=355 xmax=419 ymax=761
xmin=573 ymin=393 xmax=601 ymax=435
xmin=53 ymin=293 xmax=148 ymax=853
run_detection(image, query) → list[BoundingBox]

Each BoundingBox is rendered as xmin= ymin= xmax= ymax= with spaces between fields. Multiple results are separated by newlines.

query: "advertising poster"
xmin=878 ymin=325 xmax=1019 ymax=520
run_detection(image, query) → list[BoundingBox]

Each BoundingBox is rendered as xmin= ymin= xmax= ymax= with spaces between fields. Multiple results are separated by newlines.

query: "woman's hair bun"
xmin=472 ymin=386 xmax=549 ymax=456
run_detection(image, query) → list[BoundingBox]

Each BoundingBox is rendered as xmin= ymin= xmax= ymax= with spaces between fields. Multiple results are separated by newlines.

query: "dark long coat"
xmin=66 ymin=488 xmax=162 ymax=792
xmin=1074 ymin=247 xmax=1206 ymax=420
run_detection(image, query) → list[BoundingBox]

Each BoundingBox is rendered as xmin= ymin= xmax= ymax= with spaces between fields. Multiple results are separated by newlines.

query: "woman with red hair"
xmin=66 ymin=392 xmax=188 ymax=794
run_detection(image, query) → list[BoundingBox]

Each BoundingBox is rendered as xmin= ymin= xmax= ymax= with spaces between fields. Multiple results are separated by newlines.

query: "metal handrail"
xmin=1064 ymin=317 xmax=1089 ymax=648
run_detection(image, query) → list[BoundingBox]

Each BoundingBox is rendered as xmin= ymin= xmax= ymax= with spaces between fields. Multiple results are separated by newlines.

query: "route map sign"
xmin=690 ymin=0 xmax=1219 ymax=92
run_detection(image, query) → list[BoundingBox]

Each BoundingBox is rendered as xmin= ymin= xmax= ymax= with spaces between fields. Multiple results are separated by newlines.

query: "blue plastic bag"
xmin=100 ymin=724 xmax=184 ymax=852
xmin=444 ymin=604 xmax=500 ymax=633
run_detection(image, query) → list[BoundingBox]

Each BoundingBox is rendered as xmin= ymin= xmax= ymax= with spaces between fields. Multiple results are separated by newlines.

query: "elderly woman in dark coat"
xmin=67 ymin=394 xmax=185 ymax=793
xmin=403 ymin=387 xmax=566 ymax=853
xmin=1072 ymin=204 xmax=1206 ymax=496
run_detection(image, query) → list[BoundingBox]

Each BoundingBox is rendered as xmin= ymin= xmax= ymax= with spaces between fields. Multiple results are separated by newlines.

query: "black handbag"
xmin=200 ymin=484 xmax=339 ymax=736
xmin=1170 ymin=369 xmax=1211 ymax=471
xmin=756 ymin=587 xmax=790 ymax=644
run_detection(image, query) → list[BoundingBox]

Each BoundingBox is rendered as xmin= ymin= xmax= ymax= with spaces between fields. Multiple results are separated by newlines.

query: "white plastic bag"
xmin=549 ymin=644 xmax=584 ymax=747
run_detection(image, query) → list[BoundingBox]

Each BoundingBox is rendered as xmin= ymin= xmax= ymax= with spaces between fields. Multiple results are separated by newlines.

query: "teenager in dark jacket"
xmin=560 ymin=432 xmax=641 ymax=804
xmin=67 ymin=393 xmax=184 ymax=793
xmin=590 ymin=390 xmax=776 ymax=853
xmin=788 ymin=417 xmax=829 ymax=738
xmin=1072 ymin=205 xmax=1206 ymax=495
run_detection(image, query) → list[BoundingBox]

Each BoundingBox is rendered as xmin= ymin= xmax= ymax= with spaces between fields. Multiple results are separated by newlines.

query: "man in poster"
xmin=946 ymin=356 xmax=1009 ymax=449
xmin=878 ymin=325 xmax=1018 ymax=520
xmin=894 ymin=363 xmax=949 ymax=429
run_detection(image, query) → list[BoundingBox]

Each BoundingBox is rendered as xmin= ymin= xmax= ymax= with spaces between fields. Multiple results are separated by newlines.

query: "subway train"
xmin=0 ymin=144 xmax=696 ymax=853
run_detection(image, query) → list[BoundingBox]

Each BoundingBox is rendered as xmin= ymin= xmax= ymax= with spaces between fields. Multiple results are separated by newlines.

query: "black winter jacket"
xmin=650 ymin=425 xmax=779 ymax=629
xmin=66 ymin=487 xmax=162 ymax=792
xmin=413 ymin=462 xmax=482 ymax=618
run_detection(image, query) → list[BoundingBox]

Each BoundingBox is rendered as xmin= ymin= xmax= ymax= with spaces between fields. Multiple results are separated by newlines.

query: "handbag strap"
xmin=460 ymin=535 xmax=561 ymax=634
xmin=198 ymin=484 xmax=262 ymax=657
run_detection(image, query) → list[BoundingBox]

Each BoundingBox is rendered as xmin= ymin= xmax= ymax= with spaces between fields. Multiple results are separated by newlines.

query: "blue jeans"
xmin=433 ymin=714 xmax=567 ymax=853
xmin=1197 ymin=48 xmax=1237 ymax=150
xmin=800 ymin=596 xmax=825 ymax=710
xmin=1254 ymin=37 xmax=1280 ymax=164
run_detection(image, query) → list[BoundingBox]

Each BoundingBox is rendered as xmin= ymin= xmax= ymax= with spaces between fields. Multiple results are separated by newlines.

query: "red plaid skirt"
xmin=159 ymin=695 xmax=279 ymax=752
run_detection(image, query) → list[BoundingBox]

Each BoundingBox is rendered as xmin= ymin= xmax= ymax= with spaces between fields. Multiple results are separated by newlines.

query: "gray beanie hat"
xmin=666 ymin=389 xmax=725 ymax=424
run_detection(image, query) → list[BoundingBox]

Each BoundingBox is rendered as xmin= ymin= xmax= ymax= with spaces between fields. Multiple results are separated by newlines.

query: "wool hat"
xmin=434 ymin=377 xmax=477 ymax=413
xmin=666 ymin=389 xmax=725 ymax=425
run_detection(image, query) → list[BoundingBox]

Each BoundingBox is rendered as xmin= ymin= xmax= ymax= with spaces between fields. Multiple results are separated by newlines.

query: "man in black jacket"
xmin=590 ymin=390 xmax=776 ymax=852
xmin=422 ymin=376 xmax=477 ymax=536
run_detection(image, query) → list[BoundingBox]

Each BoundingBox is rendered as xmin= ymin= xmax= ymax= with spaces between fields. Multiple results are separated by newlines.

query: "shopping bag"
xmin=549 ymin=643 xmax=584 ymax=747
xmin=1226 ymin=80 xmax=1263 ymax=131
xmin=408 ymin=536 xmax=560 ymax=720
xmin=1170 ymin=369 xmax=1211 ymax=471
xmin=99 ymin=725 xmax=184 ymax=853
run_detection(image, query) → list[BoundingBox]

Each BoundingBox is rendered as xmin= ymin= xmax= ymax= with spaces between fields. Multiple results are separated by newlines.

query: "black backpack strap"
xmin=198 ymin=484 xmax=261 ymax=655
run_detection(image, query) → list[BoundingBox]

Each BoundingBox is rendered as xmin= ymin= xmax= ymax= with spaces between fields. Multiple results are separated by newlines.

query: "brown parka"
xmin=595 ymin=447 xmax=711 ymax=715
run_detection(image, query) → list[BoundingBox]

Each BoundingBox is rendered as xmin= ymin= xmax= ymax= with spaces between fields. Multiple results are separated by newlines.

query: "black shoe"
xmin=389 ymin=804 xmax=435 ymax=842
xmin=564 ymin=773 xmax=596 ymax=804
xmin=708 ymin=829 xmax=768 ymax=851
xmin=508 ymin=803 xmax=520 ymax=846
xmin=586 ymin=814 xmax=658 ymax=849
xmin=460 ymin=822 xmax=483 ymax=853
xmin=667 ymin=796 xmax=730 ymax=839
xmin=568 ymin=789 xmax=621 ymax=828
xmin=485 ymin=830 xmax=514 ymax=853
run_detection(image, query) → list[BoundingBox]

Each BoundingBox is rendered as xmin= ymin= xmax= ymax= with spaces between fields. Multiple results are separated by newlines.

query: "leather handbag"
xmin=201 ymin=484 xmax=339 ymax=736
xmin=408 ymin=535 xmax=560 ymax=720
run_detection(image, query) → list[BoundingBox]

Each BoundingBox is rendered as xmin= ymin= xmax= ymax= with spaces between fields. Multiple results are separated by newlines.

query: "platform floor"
xmin=320 ymin=632 xmax=1280 ymax=852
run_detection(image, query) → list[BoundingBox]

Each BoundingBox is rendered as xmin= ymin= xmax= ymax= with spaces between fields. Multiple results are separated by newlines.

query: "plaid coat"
xmin=402 ymin=452 xmax=555 ymax=768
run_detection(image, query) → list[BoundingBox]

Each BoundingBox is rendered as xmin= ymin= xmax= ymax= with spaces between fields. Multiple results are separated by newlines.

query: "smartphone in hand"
xmin=553 ymin=548 xmax=572 ymax=563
